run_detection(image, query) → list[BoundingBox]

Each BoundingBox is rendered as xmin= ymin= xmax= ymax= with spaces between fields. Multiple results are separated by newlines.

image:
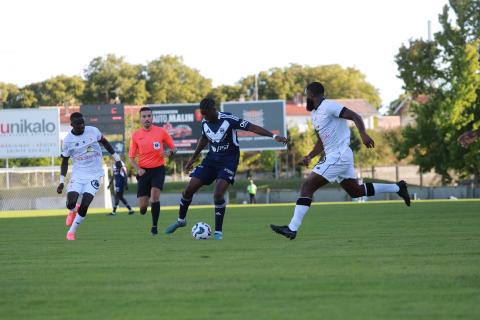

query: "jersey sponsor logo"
xmin=91 ymin=179 xmax=100 ymax=189
xmin=153 ymin=142 xmax=161 ymax=150
xmin=240 ymin=120 xmax=249 ymax=128
xmin=211 ymin=143 xmax=230 ymax=152
xmin=74 ymin=151 xmax=101 ymax=161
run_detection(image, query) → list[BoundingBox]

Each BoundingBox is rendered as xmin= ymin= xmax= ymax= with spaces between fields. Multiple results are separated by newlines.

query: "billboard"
xmin=0 ymin=108 xmax=60 ymax=158
xmin=80 ymin=104 xmax=125 ymax=154
xmin=147 ymin=104 xmax=203 ymax=154
xmin=221 ymin=100 xmax=287 ymax=151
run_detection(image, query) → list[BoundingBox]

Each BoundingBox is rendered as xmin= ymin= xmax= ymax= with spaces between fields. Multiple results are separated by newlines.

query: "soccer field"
xmin=1 ymin=200 xmax=479 ymax=320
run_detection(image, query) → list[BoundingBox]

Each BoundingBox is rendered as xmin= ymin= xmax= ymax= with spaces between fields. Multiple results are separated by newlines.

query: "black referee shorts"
xmin=136 ymin=166 xmax=166 ymax=198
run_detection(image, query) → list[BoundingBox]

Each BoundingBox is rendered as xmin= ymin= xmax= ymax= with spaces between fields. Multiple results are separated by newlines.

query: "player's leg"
xmin=108 ymin=190 xmax=120 ymax=216
xmin=165 ymin=161 xmax=214 ymax=234
xmin=65 ymin=191 xmax=80 ymax=226
xmin=67 ymin=192 xmax=94 ymax=240
xmin=149 ymin=166 xmax=166 ymax=235
xmin=271 ymin=172 xmax=329 ymax=240
xmin=340 ymin=179 xmax=410 ymax=206
xmin=117 ymin=190 xmax=134 ymax=214
xmin=136 ymin=169 xmax=151 ymax=215
xmin=212 ymin=179 xmax=230 ymax=240
xmin=164 ymin=177 xmax=204 ymax=234
xmin=150 ymin=187 xmax=161 ymax=235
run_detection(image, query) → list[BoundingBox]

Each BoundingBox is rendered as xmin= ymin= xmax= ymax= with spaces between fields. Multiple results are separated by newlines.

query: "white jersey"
xmin=311 ymin=99 xmax=350 ymax=156
xmin=61 ymin=126 xmax=104 ymax=180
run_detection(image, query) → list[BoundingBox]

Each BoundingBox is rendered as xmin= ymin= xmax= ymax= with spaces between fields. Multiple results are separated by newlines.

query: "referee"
xmin=128 ymin=107 xmax=176 ymax=235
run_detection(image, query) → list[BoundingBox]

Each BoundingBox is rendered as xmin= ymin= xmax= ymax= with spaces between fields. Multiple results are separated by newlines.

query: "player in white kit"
xmin=271 ymin=82 xmax=411 ymax=240
xmin=56 ymin=112 xmax=123 ymax=240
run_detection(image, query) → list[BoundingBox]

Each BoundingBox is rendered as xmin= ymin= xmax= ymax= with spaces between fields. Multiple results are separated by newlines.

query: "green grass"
xmin=137 ymin=177 xmax=396 ymax=193
xmin=1 ymin=200 xmax=480 ymax=320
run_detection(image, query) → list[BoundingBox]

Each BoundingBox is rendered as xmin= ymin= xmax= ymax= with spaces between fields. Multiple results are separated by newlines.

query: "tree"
xmin=83 ymin=54 xmax=148 ymax=105
xmin=145 ymin=55 xmax=212 ymax=104
xmin=25 ymin=75 xmax=85 ymax=106
xmin=394 ymin=0 xmax=480 ymax=183
xmin=207 ymin=84 xmax=243 ymax=105
xmin=0 ymin=83 xmax=20 ymax=108
xmin=350 ymin=127 xmax=398 ymax=169
xmin=237 ymin=64 xmax=381 ymax=108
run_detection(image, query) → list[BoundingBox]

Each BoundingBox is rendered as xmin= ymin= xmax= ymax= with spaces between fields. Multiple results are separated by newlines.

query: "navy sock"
xmin=214 ymin=199 xmax=226 ymax=232
xmin=151 ymin=201 xmax=160 ymax=227
xmin=179 ymin=195 xmax=192 ymax=220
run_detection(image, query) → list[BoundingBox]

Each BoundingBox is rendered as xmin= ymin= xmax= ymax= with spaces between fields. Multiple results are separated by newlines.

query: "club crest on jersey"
xmin=91 ymin=180 xmax=100 ymax=189
xmin=153 ymin=142 xmax=161 ymax=150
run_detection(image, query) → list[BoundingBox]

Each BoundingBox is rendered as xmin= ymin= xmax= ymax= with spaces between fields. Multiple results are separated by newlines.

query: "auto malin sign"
xmin=0 ymin=108 xmax=60 ymax=158
xmin=148 ymin=104 xmax=203 ymax=154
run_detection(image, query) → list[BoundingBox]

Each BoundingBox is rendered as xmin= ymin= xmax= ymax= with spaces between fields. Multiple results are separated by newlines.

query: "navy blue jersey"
xmin=202 ymin=112 xmax=251 ymax=158
xmin=112 ymin=164 xmax=127 ymax=191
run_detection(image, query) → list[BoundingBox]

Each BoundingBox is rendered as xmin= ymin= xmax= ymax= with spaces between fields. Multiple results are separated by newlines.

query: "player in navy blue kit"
xmin=107 ymin=161 xmax=134 ymax=216
xmin=165 ymin=97 xmax=288 ymax=240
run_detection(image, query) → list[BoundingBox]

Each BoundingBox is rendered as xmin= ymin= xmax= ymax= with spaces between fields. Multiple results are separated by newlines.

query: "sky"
xmin=0 ymin=0 xmax=448 ymax=106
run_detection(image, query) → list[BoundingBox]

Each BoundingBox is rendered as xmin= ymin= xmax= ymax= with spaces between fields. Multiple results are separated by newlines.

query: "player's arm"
xmin=107 ymin=177 xmax=114 ymax=189
xmin=458 ymin=128 xmax=480 ymax=147
xmin=247 ymin=124 xmax=288 ymax=145
xmin=122 ymin=167 xmax=129 ymax=190
xmin=339 ymin=108 xmax=374 ymax=148
xmin=99 ymin=136 xmax=123 ymax=169
xmin=128 ymin=156 xmax=145 ymax=176
xmin=303 ymin=131 xmax=324 ymax=166
xmin=127 ymin=136 xmax=145 ymax=176
xmin=57 ymin=156 xmax=69 ymax=194
xmin=162 ymin=129 xmax=177 ymax=156
xmin=184 ymin=135 xmax=209 ymax=172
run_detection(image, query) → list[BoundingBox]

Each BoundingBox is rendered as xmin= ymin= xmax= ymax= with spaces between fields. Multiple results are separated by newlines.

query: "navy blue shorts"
xmin=190 ymin=156 xmax=239 ymax=185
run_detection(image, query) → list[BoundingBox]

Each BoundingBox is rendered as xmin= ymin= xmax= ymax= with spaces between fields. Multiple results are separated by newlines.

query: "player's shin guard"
xmin=179 ymin=195 xmax=192 ymax=220
xmin=214 ymin=199 xmax=226 ymax=232
xmin=151 ymin=202 xmax=160 ymax=227
xmin=288 ymin=197 xmax=312 ymax=231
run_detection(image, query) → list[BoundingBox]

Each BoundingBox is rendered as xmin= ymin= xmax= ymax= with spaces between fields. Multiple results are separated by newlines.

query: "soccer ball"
xmin=191 ymin=222 xmax=212 ymax=240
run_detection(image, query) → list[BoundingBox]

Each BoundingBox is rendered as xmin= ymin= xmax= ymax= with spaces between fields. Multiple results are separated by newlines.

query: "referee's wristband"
xmin=113 ymin=153 xmax=121 ymax=162
xmin=60 ymin=175 xmax=65 ymax=184
xmin=272 ymin=134 xmax=278 ymax=140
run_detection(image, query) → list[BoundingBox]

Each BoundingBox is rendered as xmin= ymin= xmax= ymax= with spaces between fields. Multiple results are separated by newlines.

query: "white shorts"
xmin=67 ymin=176 xmax=103 ymax=196
xmin=312 ymin=148 xmax=356 ymax=183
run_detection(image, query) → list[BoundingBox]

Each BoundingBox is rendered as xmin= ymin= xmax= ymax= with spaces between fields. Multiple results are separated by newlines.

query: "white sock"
xmin=69 ymin=215 xmax=85 ymax=233
xmin=178 ymin=218 xmax=185 ymax=223
xmin=373 ymin=183 xmax=399 ymax=193
xmin=288 ymin=205 xmax=310 ymax=231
